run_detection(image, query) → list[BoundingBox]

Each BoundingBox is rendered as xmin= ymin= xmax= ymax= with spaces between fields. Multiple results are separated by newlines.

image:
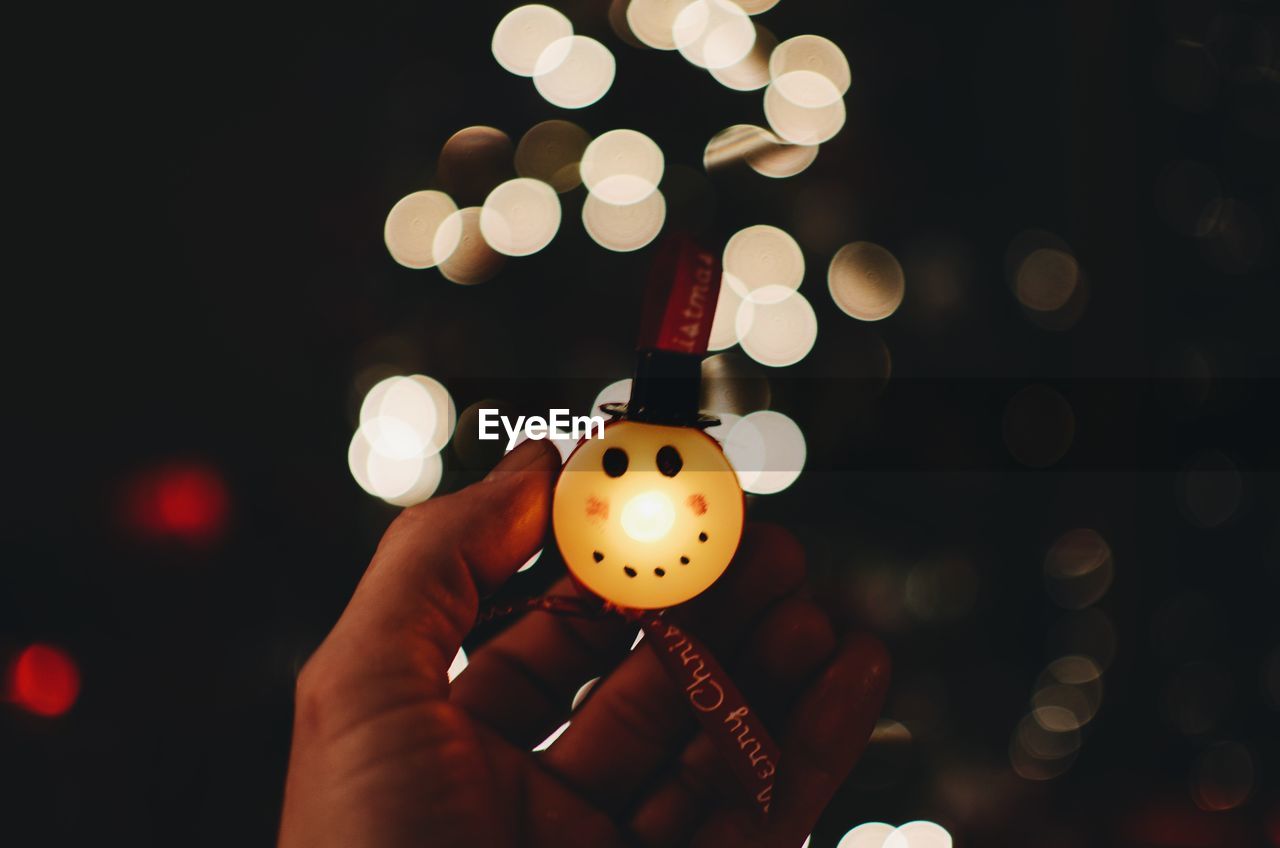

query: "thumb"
xmin=330 ymin=438 xmax=561 ymax=689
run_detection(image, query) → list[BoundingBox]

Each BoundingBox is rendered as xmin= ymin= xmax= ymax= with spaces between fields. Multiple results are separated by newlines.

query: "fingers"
xmin=694 ymin=634 xmax=891 ymax=848
xmin=450 ymin=576 xmax=638 ymax=748
xmin=539 ymin=524 xmax=806 ymax=813
xmin=320 ymin=439 xmax=561 ymax=697
xmin=626 ymin=598 xmax=838 ymax=846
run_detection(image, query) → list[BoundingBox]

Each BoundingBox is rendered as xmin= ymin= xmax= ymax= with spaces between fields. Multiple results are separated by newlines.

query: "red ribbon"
xmin=636 ymin=235 xmax=723 ymax=357
xmin=476 ymin=595 xmax=778 ymax=817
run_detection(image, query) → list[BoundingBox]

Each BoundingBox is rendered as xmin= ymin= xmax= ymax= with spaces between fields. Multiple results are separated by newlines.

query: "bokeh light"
xmin=837 ymin=823 xmax=897 ymax=848
xmin=769 ymin=35 xmax=852 ymax=99
xmin=515 ymin=119 xmax=591 ymax=193
xmin=705 ymin=124 xmax=819 ymax=178
xmin=700 ymin=351 xmax=772 ymax=414
xmin=351 ymin=375 xmax=455 ymax=505
xmin=735 ymin=286 xmax=818 ymax=367
xmin=627 ymin=0 xmax=694 ymax=51
xmin=673 ymin=0 xmax=756 ymax=70
xmin=581 ymin=129 xmax=665 ymax=206
xmin=533 ymin=35 xmax=616 ymax=109
xmin=709 ymin=24 xmax=776 ymax=91
xmin=123 ymin=463 xmax=231 ymax=544
xmin=1044 ymin=529 xmax=1114 ymax=609
xmin=436 ymin=126 xmax=515 ymax=207
xmin=6 ymin=644 xmax=81 ymax=717
xmin=583 ymin=188 xmax=667 ymax=252
xmin=436 ymin=207 xmax=507 ymax=285
xmin=384 ymin=190 xmax=459 ymax=269
xmin=828 ymin=242 xmax=905 ymax=321
xmin=571 ymin=676 xmax=599 ymax=709
xmin=593 ymin=378 xmax=633 ymax=415
xmin=492 ymin=4 xmax=574 ymax=77
xmin=885 ymin=821 xmax=953 ymax=848
xmin=480 ymin=178 xmax=562 ymax=256
xmin=707 ymin=279 xmax=744 ymax=350
xmin=448 ymin=647 xmax=468 ymax=682
xmin=764 ymin=71 xmax=847 ymax=144
xmin=533 ymin=720 xmax=570 ymax=751
xmin=1191 ymin=741 xmax=1255 ymax=811
xmin=1015 ymin=248 xmax=1080 ymax=312
xmin=730 ymin=0 xmax=780 ymax=13
xmin=723 ymin=224 xmax=805 ymax=298
xmin=725 ymin=409 xmax=806 ymax=494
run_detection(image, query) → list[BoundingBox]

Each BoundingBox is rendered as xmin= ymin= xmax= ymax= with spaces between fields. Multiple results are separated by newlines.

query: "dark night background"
xmin=4 ymin=0 xmax=1278 ymax=845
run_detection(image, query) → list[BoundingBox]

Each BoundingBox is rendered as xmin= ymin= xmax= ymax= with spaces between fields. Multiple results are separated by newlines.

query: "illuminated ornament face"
xmin=553 ymin=420 xmax=745 ymax=610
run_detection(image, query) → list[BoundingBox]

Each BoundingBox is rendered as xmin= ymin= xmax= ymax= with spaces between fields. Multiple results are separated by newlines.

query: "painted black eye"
xmin=603 ymin=447 xmax=629 ymax=478
xmin=656 ymin=445 xmax=683 ymax=477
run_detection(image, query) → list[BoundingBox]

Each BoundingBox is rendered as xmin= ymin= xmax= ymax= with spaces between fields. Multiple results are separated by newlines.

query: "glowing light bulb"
xmin=553 ymin=421 xmax=744 ymax=610
xmin=621 ymin=490 xmax=676 ymax=542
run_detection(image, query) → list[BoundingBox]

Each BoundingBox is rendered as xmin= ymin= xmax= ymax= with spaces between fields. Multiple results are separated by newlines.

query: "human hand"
xmin=279 ymin=439 xmax=890 ymax=848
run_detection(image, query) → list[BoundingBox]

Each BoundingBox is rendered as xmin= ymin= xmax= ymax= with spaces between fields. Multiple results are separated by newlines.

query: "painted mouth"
xmin=593 ymin=530 xmax=710 ymax=579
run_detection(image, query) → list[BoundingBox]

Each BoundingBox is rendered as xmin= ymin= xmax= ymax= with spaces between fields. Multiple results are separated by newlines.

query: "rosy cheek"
xmin=686 ymin=494 xmax=708 ymax=516
xmin=585 ymin=495 xmax=609 ymax=525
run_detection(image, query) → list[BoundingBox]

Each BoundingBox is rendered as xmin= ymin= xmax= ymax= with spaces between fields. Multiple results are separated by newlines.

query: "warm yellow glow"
xmin=553 ymin=421 xmax=744 ymax=610
xmin=734 ymin=287 xmax=818 ymax=368
xmin=582 ymin=188 xmax=667 ymax=252
xmin=764 ymin=71 xmax=847 ymax=144
xmin=710 ymin=24 xmax=776 ymax=91
xmin=533 ymin=35 xmax=616 ymax=109
xmin=828 ymin=241 xmax=906 ymax=321
xmin=581 ymin=129 xmax=665 ymax=206
xmin=384 ymin=190 xmax=459 ymax=269
xmin=723 ymin=224 xmax=805 ymax=298
xmin=627 ymin=0 xmax=695 ymax=51
xmin=436 ymin=207 xmax=506 ymax=284
xmin=769 ymin=35 xmax=851 ymax=101
xmin=673 ymin=0 xmax=756 ymax=70
xmin=492 ymin=4 xmax=573 ymax=77
xmin=480 ymin=178 xmax=562 ymax=256
xmin=621 ymin=490 xmax=677 ymax=542
xmin=515 ymin=119 xmax=591 ymax=193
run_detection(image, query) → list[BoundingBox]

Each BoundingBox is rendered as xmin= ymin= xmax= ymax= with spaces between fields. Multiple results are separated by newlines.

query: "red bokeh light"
xmin=7 ymin=644 xmax=81 ymax=717
xmin=123 ymin=463 xmax=230 ymax=544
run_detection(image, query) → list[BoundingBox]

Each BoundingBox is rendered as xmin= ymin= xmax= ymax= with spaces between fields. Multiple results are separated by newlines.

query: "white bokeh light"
xmin=736 ymin=287 xmax=818 ymax=368
xmin=885 ymin=822 xmax=953 ymax=848
xmin=707 ymin=280 xmax=744 ymax=351
xmin=583 ymin=189 xmax=667 ymax=252
xmin=673 ymin=0 xmax=756 ymax=70
xmin=533 ymin=720 xmax=570 ymax=752
xmin=448 ymin=647 xmax=469 ymax=682
xmin=764 ymin=71 xmax=847 ymax=145
xmin=534 ymin=35 xmax=616 ymax=109
xmin=593 ymin=378 xmax=633 ymax=415
xmin=723 ymin=224 xmax=806 ymax=298
xmin=627 ymin=0 xmax=696 ymax=51
xmin=492 ymin=5 xmax=574 ymax=77
xmin=480 ymin=178 xmax=562 ymax=256
xmin=769 ymin=34 xmax=852 ymax=100
xmin=837 ymin=823 xmax=898 ymax=848
xmin=709 ymin=24 xmax=776 ymax=91
xmin=829 ymin=241 xmax=906 ymax=321
xmin=581 ymin=130 xmax=665 ymax=206
xmin=729 ymin=410 xmax=806 ymax=494
xmin=384 ymin=190 xmax=459 ymax=269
